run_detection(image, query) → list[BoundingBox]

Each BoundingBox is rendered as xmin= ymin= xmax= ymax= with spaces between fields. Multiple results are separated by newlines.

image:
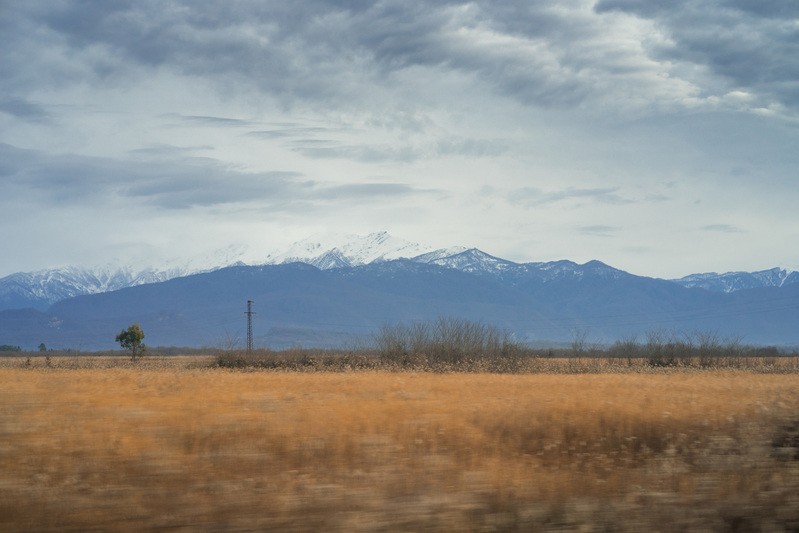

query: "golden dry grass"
xmin=1 ymin=364 xmax=798 ymax=531
xmin=0 ymin=355 xmax=215 ymax=370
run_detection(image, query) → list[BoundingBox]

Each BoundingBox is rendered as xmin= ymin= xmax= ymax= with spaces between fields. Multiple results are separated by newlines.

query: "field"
xmin=1 ymin=357 xmax=799 ymax=531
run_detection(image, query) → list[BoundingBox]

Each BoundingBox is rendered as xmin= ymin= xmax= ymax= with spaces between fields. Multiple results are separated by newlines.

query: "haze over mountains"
xmin=1 ymin=232 xmax=798 ymax=350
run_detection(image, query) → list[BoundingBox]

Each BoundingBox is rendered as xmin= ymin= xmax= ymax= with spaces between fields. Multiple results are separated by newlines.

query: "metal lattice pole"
xmin=245 ymin=300 xmax=255 ymax=353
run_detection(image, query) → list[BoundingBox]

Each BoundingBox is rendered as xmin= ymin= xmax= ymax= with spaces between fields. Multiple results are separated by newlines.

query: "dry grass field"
xmin=1 ymin=358 xmax=799 ymax=531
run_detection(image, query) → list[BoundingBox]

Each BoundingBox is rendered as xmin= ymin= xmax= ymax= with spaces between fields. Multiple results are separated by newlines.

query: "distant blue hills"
xmin=1 ymin=249 xmax=798 ymax=350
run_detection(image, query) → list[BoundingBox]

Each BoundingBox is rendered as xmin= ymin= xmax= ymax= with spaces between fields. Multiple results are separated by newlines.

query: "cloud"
xmin=700 ymin=224 xmax=745 ymax=234
xmin=123 ymin=168 xmax=313 ymax=210
xmin=1 ymin=1 xmax=797 ymax=278
xmin=0 ymin=97 xmax=50 ymax=122
xmin=162 ymin=114 xmax=257 ymax=127
xmin=7 ymin=0 xmax=793 ymax=118
xmin=0 ymin=142 xmax=434 ymax=211
xmin=0 ymin=143 xmax=117 ymax=204
xmin=128 ymin=144 xmax=215 ymax=158
xmin=435 ymin=138 xmax=507 ymax=157
xmin=316 ymin=183 xmax=420 ymax=200
xmin=289 ymin=137 xmax=506 ymax=163
xmin=291 ymin=141 xmax=421 ymax=163
xmin=579 ymin=225 xmax=619 ymax=237
xmin=594 ymin=0 xmax=799 ymax=113
xmin=510 ymin=186 xmax=633 ymax=208
xmin=0 ymin=142 xmax=305 ymax=209
xmin=247 ymin=127 xmax=334 ymax=139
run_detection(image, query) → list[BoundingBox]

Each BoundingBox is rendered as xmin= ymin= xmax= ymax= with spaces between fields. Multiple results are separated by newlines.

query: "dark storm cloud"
xmin=0 ymin=0 xmax=731 ymax=112
xmin=342 ymin=1 xmax=598 ymax=106
xmin=595 ymin=0 xmax=799 ymax=109
xmin=29 ymin=0 xmax=392 ymax=102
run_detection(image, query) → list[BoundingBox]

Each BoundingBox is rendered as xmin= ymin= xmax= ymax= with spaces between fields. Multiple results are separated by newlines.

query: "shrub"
xmin=373 ymin=318 xmax=521 ymax=365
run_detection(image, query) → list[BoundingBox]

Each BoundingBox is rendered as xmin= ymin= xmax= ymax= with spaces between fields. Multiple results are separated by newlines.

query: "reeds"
xmin=214 ymin=349 xmax=799 ymax=373
xmin=1 ymin=367 xmax=798 ymax=531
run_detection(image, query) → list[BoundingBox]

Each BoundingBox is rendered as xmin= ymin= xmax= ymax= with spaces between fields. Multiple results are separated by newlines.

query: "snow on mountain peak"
xmin=410 ymin=246 xmax=469 ymax=263
xmin=426 ymin=248 xmax=516 ymax=274
xmin=4 ymin=229 xmax=799 ymax=314
xmin=0 ymin=264 xmax=183 ymax=309
xmin=672 ymin=267 xmax=798 ymax=292
xmin=263 ymin=231 xmax=437 ymax=268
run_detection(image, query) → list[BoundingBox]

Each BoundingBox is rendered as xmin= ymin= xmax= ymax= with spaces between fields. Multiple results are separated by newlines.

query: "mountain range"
xmin=1 ymin=232 xmax=798 ymax=350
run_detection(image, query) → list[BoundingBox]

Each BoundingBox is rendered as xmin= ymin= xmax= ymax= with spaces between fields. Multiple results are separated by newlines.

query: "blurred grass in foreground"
xmin=1 ymin=365 xmax=798 ymax=531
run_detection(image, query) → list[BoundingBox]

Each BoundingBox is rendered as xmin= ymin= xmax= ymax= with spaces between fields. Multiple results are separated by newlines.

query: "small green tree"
xmin=116 ymin=324 xmax=146 ymax=361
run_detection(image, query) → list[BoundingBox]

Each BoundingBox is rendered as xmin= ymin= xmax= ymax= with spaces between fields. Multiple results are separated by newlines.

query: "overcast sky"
xmin=2 ymin=1 xmax=798 ymax=278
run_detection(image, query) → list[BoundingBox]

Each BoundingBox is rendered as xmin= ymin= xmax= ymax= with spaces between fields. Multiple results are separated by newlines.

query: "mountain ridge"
xmin=672 ymin=267 xmax=799 ymax=293
xmin=3 ymin=258 xmax=798 ymax=351
xmin=1 ymin=232 xmax=797 ymax=312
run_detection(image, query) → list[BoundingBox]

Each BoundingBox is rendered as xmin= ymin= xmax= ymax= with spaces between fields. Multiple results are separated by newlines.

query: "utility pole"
xmin=245 ymin=300 xmax=255 ymax=353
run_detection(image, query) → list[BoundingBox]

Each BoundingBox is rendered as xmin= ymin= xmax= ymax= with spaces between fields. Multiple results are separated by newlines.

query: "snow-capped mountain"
xmin=540 ymin=259 xmax=628 ymax=281
xmin=2 ymin=230 xmax=797 ymax=313
xmin=0 ymin=243 xmax=266 ymax=311
xmin=409 ymin=246 xmax=470 ymax=263
xmin=416 ymin=248 xmax=628 ymax=283
xmin=0 ymin=232 xmax=443 ymax=311
xmin=7 ymin=251 xmax=799 ymax=350
xmin=159 ymin=243 xmax=255 ymax=273
xmin=425 ymin=248 xmax=516 ymax=274
xmin=0 ymin=265 xmax=188 ymax=311
xmin=673 ymin=267 xmax=799 ymax=293
xmin=263 ymin=231 xmax=439 ymax=268
xmin=4 ymin=231 xmax=799 ymax=349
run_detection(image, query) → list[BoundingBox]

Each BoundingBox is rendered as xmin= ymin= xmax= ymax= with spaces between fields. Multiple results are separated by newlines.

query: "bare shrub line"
xmin=213 ymin=320 xmax=799 ymax=374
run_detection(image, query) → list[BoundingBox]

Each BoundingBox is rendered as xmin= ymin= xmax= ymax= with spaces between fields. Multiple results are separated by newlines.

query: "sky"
xmin=1 ymin=0 xmax=798 ymax=279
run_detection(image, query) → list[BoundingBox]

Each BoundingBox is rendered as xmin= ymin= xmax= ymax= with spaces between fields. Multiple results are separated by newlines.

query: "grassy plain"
xmin=1 ymin=357 xmax=798 ymax=531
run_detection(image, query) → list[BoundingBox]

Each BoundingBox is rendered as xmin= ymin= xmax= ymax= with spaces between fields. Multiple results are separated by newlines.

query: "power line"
xmin=245 ymin=300 xmax=255 ymax=352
